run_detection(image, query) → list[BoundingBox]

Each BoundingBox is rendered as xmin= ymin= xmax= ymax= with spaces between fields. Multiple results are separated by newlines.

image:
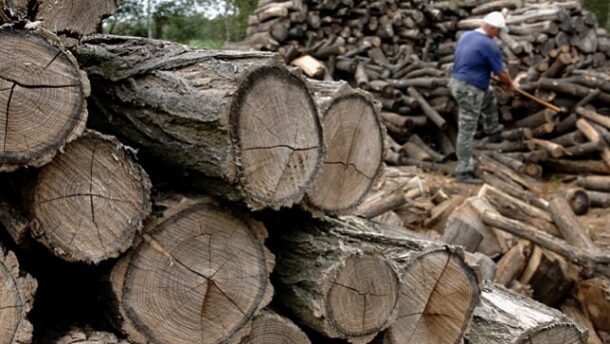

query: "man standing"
xmin=448 ymin=11 xmax=515 ymax=184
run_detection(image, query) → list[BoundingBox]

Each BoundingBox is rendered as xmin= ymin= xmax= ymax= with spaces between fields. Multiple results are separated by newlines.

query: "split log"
xmin=304 ymin=81 xmax=384 ymax=215
xmin=0 ymin=248 xmax=37 ymax=344
xmin=518 ymin=246 xmax=579 ymax=306
xmin=75 ymin=35 xmax=323 ymax=210
xmin=443 ymin=196 xmax=506 ymax=257
xmin=0 ymin=194 xmax=30 ymax=245
xmin=561 ymin=299 xmax=604 ymax=344
xmin=494 ymin=240 xmax=532 ymax=287
xmin=108 ymin=196 xmax=275 ymax=344
xmin=54 ymin=329 xmax=130 ymax=344
xmin=479 ymin=172 xmax=549 ymax=210
xmin=0 ymin=28 xmax=89 ymax=172
xmin=272 ymin=217 xmax=400 ymax=343
xmin=239 ymin=309 xmax=311 ymax=344
xmin=576 ymin=277 xmax=610 ymax=332
xmin=35 ymin=0 xmax=118 ymax=38
xmin=465 ymin=283 xmax=587 ymax=344
xmin=27 ymin=131 xmax=151 ymax=263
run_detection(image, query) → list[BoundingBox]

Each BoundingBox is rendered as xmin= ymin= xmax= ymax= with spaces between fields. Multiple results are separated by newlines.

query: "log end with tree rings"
xmin=30 ymin=131 xmax=151 ymax=264
xmin=304 ymin=92 xmax=384 ymax=215
xmin=239 ymin=309 xmax=311 ymax=344
xmin=0 ymin=249 xmax=37 ymax=344
xmin=384 ymin=248 xmax=480 ymax=344
xmin=117 ymin=199 xmax=273 ymax=344
xmin=231 ymin=65 xmax=323 ymax=210
xmin=0 ymin=28 xmax=88 ymax=172
xmin=327 ymin=254 xmax=399 ymax=340
xmin=36 ymin=0 xmax=118 ymax=37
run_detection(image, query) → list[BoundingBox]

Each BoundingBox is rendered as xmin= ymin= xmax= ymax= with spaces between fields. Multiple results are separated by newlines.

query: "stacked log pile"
xmin=0 ymin=1 xmax=607 ymax=344
xmin=236 ymin=0 xmax=610 ymax=204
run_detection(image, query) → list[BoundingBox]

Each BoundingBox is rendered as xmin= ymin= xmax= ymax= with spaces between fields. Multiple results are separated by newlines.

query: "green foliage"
xmin=102 ymin=0 xmax=258 ymax=46
xmin=584 ymin=0 xmax=610 ymax=30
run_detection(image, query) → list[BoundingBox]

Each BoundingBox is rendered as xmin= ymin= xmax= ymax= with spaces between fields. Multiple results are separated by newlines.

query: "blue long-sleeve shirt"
xmin=452 ymin=30 xmax=504 ymax=91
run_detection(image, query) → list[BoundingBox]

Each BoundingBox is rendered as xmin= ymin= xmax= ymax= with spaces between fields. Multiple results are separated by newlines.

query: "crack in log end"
xmin=3 ymin=83 xmax=15 ymax=152
xmin=324 ymin=161 xmax=375 ymax=180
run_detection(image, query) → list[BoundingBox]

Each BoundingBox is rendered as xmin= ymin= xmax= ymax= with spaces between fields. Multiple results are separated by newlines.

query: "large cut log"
xmin=26 ymin=130 xmax=151 ymax=263
xmin=238 ymin=309 xmax=311 ymax=344
xmin=271 ymin=216 xmax=401 ymax=344
xmin=0 ymin=247 xmax=37 ymax=344
xmin=304 ymin=81 xmax=384 ymax=215
xmin=35 ymin=0 xmax=118 ymax=38
xmin=108 ymin=196 xmax=274 ymax=344
xmin=286 ymin=217 xmax=479 ymax=344
xmin=0 ymin=28 xmax=89 ymax=172
xmin=75 ymin=35 xmax=323 ymax=210
xmin=465 ymin=283 xmax=587 ymax=344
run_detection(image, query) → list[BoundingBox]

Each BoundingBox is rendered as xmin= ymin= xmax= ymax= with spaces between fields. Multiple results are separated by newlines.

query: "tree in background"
xmin=102 ymin=0 xmax=257 ymax=47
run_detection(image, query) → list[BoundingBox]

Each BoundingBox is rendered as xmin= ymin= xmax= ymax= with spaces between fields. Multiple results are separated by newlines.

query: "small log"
xmin=551 ymin=130 xmax=586 ymax=147
xmin=549 ymin=196 xmax=596 ymax=250
xmin=587 ymin=190 xmax=610 ymax=207
xmin=545 ymin=159 xmax=610 ymax=175
xmin=577 ymin=176 xmax=610 ymax=192
xmin=478 ymin=184 xmax=559 ymax=237
xmin=490 ymin=151 xmax=542 ymax=178
xmin=465 ymin=283 xmax=586 ymax=344
xmin=564 ymin=141 xmax=604 ymax=157
xmin=406 ymin=87 xmax=447 ymax=130
xmin=477 ymin=153 xmax=544 ymax=194
xmin=576 ymin=106 xmax=610 ymax=130
xmin=0 ymin=28 xmax=89 ymax=172
xmin=0 ymin=248 xmax=37 ymax=344
xmin=423 ymin=195 xmax=465 ymax=231
xmin=527 ymin=138 xmax=567 ymax=158
xmin=401 ymin=141 xmax=432 ymax=161
xmin=479 ymin=172 xmax=549 ymax=210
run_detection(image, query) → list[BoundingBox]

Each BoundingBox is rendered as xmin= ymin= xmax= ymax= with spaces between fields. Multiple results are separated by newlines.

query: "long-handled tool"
xmin=491 ymin=76 xmax=561 ymax=113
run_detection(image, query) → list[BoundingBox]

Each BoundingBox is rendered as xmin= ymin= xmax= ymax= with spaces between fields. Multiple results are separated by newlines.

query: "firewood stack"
xmin=0 ymin=1 xmax=607 ymax=344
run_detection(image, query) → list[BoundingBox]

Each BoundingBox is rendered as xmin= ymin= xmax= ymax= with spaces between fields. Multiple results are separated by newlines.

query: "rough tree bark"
xmin=0 ymin=27 xmax=89 ymax=172
xmin=0 ymin=247 xmax=37 ymax=344
xmin=304 ymin=80 xmax=384 ymax=215
xmin=74 ymin=35 xmax=323 ymax=210
xmin=271 ymin=216 xmax=401 ymax=344
xmin=108 ymin=196 xmax=275 ymax=344
xmin=28 ymin=130 xmax=151 ymax=263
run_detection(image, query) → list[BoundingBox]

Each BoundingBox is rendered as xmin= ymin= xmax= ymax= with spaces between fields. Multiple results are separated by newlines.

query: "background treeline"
xmin=102 ymin=0 xmax=610 ymax=49
xmin=101 ymin=0 xmax=258 ymax=48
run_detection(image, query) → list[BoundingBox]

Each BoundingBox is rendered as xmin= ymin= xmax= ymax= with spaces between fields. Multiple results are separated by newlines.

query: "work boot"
xmin=456 ymin=171 xmax=483 ymax=184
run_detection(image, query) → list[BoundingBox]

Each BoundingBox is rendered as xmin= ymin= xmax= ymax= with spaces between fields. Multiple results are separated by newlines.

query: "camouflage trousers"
xmin=448 ymin=78 xmax=500 ymax=174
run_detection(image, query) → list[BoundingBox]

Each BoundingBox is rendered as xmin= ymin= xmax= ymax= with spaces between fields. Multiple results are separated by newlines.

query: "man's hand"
xmin=496 ymin=70 xmax=515 ymax=92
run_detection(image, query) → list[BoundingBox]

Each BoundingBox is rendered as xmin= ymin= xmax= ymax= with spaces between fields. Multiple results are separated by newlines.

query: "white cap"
xmin=483 ymin=11 xmax=508 ymax=31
